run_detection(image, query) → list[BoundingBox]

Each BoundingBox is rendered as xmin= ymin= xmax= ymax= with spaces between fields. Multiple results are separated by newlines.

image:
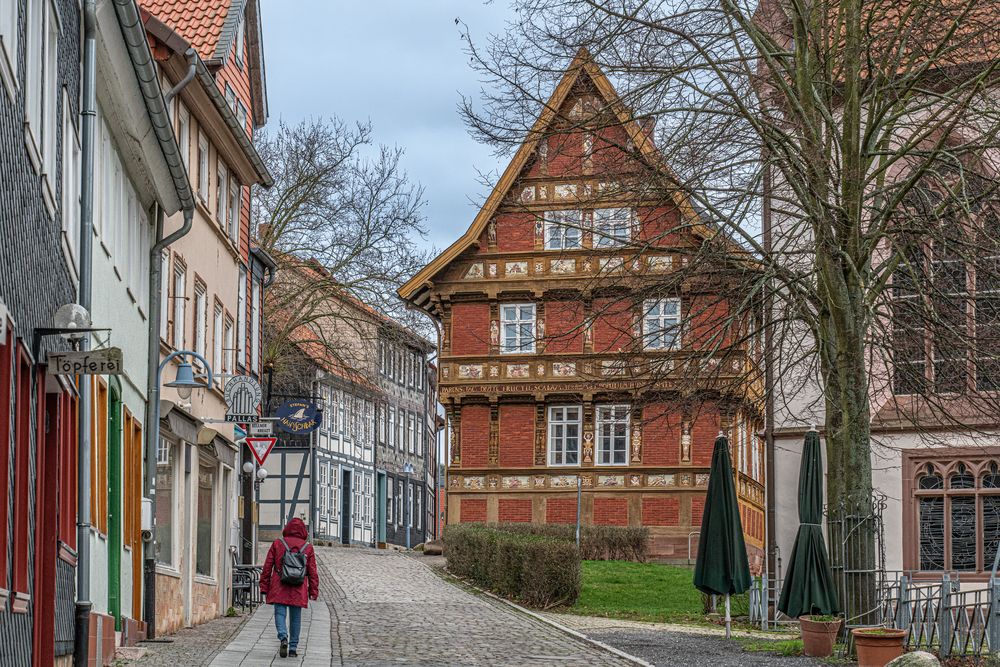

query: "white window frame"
xmin=548 ymin=405 xmax=581 ymax=466
xmin=594 ymin=207 xmax=633 ymax=247
xmin=407 ymin=412 xmax=415 ymax=454
xmin=544 ymin=210 xmax=582 ymax=250
xmin=223 ymin=314 xmax=235 ymax=375
xmin=216 ymin=160 xmax=228 ymax=226
xmin=236 ymin=267 xmax=247 ymax=367
xmin=250 ymin=278 xmax=261 ymax=373
xmin=172 ymin=262 xmax=187 ymax=349
xmin=159 ymin=252 xmax=170 ymax=340
xmin=234 ymin=17 xmax=245 ymax=68
xmin=40 ymin=0 xmax=59 ymax=203
xmin=154 ymin=437 xmax=180 ymax=568
xmin=177 ymin=102 xmax=190 ymax=167
xmin=0 ymin=0 xmax=18 ymax=97
xmin=596 ymin=404 xmax=630 ymax=466
xmin=213 ymin=301 xmax=224 ymax=386
xmin=61 ymin=90 xmax=81 ymax=276
xmin=194 ymin=282 xmax=207 ymax=366
xmin=228 ymin=177 xmax=240 ymax=245
xmin=643 ymin=298 xmax=681 ymax=350
xmin=387 ymin=481 xmax=394 ymax=524
xmin=23 ymin=0 xmax=44 ymax=170
xmin=500 ymin=303 xmax=536 ymax=354
xmin=197 ymin=131 xmax=209 ymax=203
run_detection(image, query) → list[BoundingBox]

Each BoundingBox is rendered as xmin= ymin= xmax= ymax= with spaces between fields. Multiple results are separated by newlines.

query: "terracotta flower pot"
xmin=851 ymin=628 xmax=907 ymax=667
xmin=799 ymin=616 xmax=842 ymax=657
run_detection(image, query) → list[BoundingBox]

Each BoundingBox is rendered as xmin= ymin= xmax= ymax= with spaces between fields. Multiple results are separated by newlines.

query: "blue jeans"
xmin=273 ymin=604 xmax=302 ymax=650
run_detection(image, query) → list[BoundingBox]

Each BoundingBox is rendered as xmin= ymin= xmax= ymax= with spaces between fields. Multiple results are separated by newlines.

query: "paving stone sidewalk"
xmin=209 ymin=602 xmax=333 ymax=667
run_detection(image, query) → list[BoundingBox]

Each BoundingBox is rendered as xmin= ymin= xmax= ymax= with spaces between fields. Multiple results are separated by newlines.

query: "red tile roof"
xmin=139 ymin=0 xmax=232 ymax=60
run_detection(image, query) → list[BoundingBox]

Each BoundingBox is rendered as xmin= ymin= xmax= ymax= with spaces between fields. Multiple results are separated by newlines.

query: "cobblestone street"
xmin=318 ymin=546 xmax=637 ymax=666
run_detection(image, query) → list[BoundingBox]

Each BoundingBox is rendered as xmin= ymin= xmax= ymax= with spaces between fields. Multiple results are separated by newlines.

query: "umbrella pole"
xmin=725 ymin=594 xmax=731 ymax=639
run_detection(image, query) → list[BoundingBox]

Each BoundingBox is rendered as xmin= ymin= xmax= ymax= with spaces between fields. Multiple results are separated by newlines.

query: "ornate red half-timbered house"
xmin=399 ymin=49 xmax=765 ymax=568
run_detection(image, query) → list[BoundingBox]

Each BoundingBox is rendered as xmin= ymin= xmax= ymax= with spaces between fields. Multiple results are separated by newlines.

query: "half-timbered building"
xmin=399 ymin=49 xmax=765 ymax=568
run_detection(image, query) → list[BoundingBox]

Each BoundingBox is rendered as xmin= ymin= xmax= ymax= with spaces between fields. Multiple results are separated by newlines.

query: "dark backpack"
xmin=278 ymin=538 xmax=310 ymax=586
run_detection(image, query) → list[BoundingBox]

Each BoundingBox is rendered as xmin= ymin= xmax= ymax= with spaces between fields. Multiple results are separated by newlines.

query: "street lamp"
xmin=146 ymin=349 xmax=212 ymax=635
xmin=402 ymin=462 xmax=415 ymax=550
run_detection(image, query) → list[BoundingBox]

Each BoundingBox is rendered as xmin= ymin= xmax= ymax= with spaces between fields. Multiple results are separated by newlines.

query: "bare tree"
xmin=456 ymin=0 xmax=1000 ymax=605
xmin=253 ymin=118 xmax=434 ymax=380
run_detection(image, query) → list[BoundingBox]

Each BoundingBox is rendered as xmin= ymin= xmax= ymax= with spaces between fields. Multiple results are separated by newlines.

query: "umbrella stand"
xmin=725 ymin=594 xmax=731 ymax=639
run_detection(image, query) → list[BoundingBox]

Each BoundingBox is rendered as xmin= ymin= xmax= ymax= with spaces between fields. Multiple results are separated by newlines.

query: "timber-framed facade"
xmin=400 ymin=49 xmax=765 ymax=567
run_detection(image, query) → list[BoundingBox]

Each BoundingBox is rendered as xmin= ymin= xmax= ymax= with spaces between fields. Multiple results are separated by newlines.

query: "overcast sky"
xmin=260 ymin=1 xmax=516 ymax=254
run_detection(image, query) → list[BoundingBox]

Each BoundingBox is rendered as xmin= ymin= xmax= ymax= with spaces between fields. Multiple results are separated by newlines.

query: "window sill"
xmin=10 ymin=592 xmax=29 ymax=614
xmin=194 ymin=574 xmax=218 ymax=586
xmin=41 ymin=173 xmax=57 ymax=219
xmin=155 ymin=564 xmax=181 ymax=578
xmin=24 ymin=123 xmax=42 ymax=175
xmin=0 ymin=42 xmax=16 ymax=103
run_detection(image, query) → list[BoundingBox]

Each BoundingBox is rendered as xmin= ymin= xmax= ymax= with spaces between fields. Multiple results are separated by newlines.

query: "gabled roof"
xmin=397 ymin=47 xmax=712 ymax=312
xmin=140 ymin=0 xmax=268 ymax=127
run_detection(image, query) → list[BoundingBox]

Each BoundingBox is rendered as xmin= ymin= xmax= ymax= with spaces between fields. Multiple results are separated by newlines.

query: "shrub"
xmin=484 ymin=523 xmax=649 ymax=562
xmin=444 ymin=524 xmax=581 ymax=607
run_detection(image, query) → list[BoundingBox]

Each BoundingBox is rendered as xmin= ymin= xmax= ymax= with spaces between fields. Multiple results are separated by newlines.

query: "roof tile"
xmin=139 ymin=0 xmax=233 ymax=60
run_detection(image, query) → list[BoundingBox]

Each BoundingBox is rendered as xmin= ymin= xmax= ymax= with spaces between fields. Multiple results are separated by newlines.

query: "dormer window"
xmin=544 ymin=210 xmax=582 ymax=250
xmin=234 ymin=17 xmax=245 ymax=68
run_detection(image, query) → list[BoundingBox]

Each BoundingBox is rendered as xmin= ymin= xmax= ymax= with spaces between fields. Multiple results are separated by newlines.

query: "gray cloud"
xmin=260 ymin=0 xmax=514 ymax=251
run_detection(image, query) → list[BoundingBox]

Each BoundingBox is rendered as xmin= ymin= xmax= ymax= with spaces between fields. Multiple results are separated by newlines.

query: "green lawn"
xmin=566 ymin=560 xmax=706 ymax=623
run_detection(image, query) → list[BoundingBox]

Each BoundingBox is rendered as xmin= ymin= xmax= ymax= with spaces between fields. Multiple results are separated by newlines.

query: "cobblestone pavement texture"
xmin=117 ymin=613 xmax=249 ymax=666
xmin=319 ymin=546 xmax=637 ymax=666
xmin=542 ymin=614 xmax=822 ymax=667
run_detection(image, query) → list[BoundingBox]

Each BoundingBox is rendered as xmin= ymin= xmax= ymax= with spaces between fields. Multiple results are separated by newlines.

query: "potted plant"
xmin=851 ymin=627 xmax=907 ymax=667
xmin=798 ymin=615 xmax=842 ymax=657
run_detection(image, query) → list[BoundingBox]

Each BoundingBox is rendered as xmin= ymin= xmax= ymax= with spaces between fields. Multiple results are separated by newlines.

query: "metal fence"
xmin=753 ymin=490 xmax=1000 ymax=658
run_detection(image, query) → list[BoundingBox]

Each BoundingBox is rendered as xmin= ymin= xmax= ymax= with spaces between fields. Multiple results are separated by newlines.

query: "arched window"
xmin=910 ymin=456 xmax=1000 ymax=573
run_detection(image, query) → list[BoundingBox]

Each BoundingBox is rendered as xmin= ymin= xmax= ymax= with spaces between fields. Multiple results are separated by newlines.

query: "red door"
xmin=32 ymin=385 xmax=60 ymax=666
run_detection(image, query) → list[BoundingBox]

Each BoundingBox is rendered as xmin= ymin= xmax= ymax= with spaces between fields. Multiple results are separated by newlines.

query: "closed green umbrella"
xmin=777 ymin=428 xmax=840 ymax=618
xmin=694 ymin=433 xmax=751 ymax=638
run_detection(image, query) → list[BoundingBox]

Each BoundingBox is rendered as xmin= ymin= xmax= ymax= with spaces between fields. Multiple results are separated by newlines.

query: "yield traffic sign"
xmin=245 ymin=437 xmax=277 ymax=466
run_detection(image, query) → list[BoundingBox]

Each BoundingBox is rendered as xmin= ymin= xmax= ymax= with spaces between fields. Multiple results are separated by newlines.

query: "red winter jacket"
xmin=260 ymin=518 xmax=319 ymax=607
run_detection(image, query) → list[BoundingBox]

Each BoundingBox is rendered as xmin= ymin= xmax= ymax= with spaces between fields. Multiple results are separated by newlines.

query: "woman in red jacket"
xmin=260 ymin=518 xmax=320 ymax=658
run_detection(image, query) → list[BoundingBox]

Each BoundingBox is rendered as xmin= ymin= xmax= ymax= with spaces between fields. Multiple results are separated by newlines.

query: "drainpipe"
xmin=141 ymin=172 xmax=194 ymax=643
xmin=164 ymin=48 xmax=197 ymax=107
xmin=74 ymin=2 xmax=97 ymax=665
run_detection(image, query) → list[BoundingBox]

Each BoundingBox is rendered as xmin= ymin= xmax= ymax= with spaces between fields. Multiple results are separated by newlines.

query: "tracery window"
xmin=909 ymin=456 xmax=1000 ymax=573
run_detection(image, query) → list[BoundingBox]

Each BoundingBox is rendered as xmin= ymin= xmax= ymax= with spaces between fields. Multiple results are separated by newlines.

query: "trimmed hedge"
xmin=489 ymin=523 xmax=649 ymax=562
xmin=444 ymin=524 xmax=581 ymax=607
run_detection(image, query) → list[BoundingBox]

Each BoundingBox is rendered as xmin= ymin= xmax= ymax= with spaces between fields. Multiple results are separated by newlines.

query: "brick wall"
xmin=642 ymin=497 xmax=680 ymax=526
xmin=546 ymin=497 xmax=577 ymax=524
xmin=691 ymin=497 xmax=706 ymax=527
xmin=498 ymin=404 xmax=534 ymax=467
xmin=451 ymin=302 xmax=490 ymax=355
xmin=545 ymin=300 xmax=584 ymax=353
xmin=691 ymin=405 xmax=720 ymax=466
xmin=593 ymin=497 xmax=628 ymax=526
xmin=591 ymin=125 xmax=632 ymax=175
xmin=461 ymin=404 xmax=490 ymax=468
xmin=545 ymin=131 xmax=584 ymax=176
xmin=592 ymin=298 xmax=634 ymax=353
xmin=636 ymin=205 xmax=681 ymax=247
xmin=498 ymin=498 xmax=532 ymax=523
xmin=642 ymin=403 xmax=680 ymax=466
xmin=460 ymin=497 xmax=487 ymax=523
xmin=688 ymin=295 xmax=731 ymax=350
xmin=495 ymin=213 xmax=535 ymax=252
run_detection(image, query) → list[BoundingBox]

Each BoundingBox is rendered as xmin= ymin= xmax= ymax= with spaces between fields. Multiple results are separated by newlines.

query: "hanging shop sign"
xmin=224 ymin=375 xmax=262 ymax=423
xmin=275 ymin=399 xmax=322 ymax=435
xmin=48 ymin=348 xmax=123 ymax=375
xmin=245 ymin=437 xmax=277 ymax=466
